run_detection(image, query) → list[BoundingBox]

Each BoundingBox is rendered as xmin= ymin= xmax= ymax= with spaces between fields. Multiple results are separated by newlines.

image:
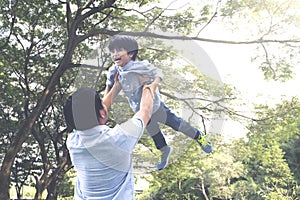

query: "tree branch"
xmin=76 ymin=0 xmax=116 ymax=26
xmin=143 ymin=0 xmax=178 ymax=32
xmin=260 ymin=42 xmax=276 ymax=79
xmin=0 ymin=0 xmax=18 ymax=49
xmin=68 ymin=63 xmax=108 ymax=70
xmin=75 ymin=28 xmax=300 ymax=46
xmin=196 ymin=0 xmax=221 ymax=37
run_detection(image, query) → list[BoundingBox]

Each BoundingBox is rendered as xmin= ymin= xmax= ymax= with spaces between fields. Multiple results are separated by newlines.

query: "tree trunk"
xmin=34 ymin=185 xmax=45 ymax=200
xmin=16 ymin=186 xmax=22 ymax=200
xmin=46 ymin=178 xmax=60 ymax=200
xmin=34 ymin=155 xmax=70 ymax=200
xmin=0 ymin=56 xmax=71 ymax=200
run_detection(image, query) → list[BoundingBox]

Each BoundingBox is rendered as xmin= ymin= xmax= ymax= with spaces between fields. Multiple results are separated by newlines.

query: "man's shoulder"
xmin=114 ymin=117 xmax=144 ymax=137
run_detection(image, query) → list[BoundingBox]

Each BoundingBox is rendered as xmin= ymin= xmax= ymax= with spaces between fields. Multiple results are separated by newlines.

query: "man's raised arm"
xmin=134 ymin=84 xmax=158 ymax=126
xmin=102 ymin=81 xmax=121 ymax=111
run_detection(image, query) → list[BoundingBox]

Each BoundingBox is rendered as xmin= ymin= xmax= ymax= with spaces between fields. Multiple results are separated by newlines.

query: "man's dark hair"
xmin=63 ymin=88 xmax=104 ymax=131
xmin=108 ymin=35 xmax=139 ymax=61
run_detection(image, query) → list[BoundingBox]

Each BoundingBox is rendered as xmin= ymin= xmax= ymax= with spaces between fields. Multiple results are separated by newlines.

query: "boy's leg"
xmin=146 ymin=113 xmax=173 ymax=170
xmin=159 ymin=102 xmax=213 ymax=153
xmin=146 ymin=118 xmax=167 ymax=150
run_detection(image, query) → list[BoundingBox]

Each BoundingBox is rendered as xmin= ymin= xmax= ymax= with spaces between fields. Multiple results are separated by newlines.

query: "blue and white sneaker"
xmin=157 ymin=146 xmax=173 ymax=170
xmin=196 ymin=131 xmax=212 ymax=153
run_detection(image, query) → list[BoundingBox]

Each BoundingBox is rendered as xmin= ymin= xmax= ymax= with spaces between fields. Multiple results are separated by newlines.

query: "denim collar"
xmin=118 ymin=60 xmax=134 ymax=72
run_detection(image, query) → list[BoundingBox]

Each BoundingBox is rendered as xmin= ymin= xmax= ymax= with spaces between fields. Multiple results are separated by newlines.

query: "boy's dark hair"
xmin=63 ymin=88 xmax=104 ymax=131
xmin=108 ymin=35 xmax=139 ymax=61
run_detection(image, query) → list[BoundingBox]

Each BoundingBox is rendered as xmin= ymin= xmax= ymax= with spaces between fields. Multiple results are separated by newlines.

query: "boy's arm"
xmin=154 ymin=67 xmax=163 ymax=81
xmin=147 ymin=65 xmax=163 ymax=83
xmin=135 ymin=74 xmax=161 ymax=85
xmin=134 ymin=74 xmax=160 ymax=99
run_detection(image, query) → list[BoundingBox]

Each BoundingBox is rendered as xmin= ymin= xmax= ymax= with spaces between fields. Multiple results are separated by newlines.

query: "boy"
xmin=104 ymin=35 xmax=212 ymax=170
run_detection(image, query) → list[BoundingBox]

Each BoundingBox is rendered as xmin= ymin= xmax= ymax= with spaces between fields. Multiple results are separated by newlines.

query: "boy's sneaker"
xmin=196 ymin=131 xmax=212 ymax=153
xmin=157 ymin=146 xmax=173 ymax=170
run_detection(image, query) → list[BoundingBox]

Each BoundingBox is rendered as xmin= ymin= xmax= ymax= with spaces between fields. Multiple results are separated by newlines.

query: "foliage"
xmin=138 ymin=135 xmax=247 ymax=200
xmin=282 ymin=136 xmax=300 ymax=183
xmin=57 ymin=169 xmax=76 ymax=198
xmin=232 ymin=99 xmax=300 ymax=199
xmin=139 ymin=99 xmax=300 ymax=199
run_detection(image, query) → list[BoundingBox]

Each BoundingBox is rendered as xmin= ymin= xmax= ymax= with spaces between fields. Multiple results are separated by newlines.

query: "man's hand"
xmin=143 ymin=82 xmax=158 ymax=99
xmin=143 ymin=76 xmax=160 ymax=99
xmin=134 ymin=74 xmax=160 ymax=98
xmin=102 ymin=72 xmax=121 ymax=111
xmin=104 ymin=71 xmax=121 ymax=96
xmin=135 ymin=73 xmax=152 ymax=85
xmin=112 ymin=71 xmax=120 ymax=88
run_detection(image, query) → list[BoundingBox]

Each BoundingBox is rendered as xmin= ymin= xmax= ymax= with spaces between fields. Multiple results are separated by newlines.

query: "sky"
xmin=201 ymin=42 xmax=300 ymax=105
xmin=198 ymin=39 xmax=300 ymax=138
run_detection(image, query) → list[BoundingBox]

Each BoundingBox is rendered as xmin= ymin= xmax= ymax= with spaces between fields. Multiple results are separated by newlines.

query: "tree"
xmin=138 ymin=135 xmax=248 ymax=200
xmin=0 ymin=0 xmax=84 ymax=198
xmin=233 ymin=98 xmax=300 ymax=199
xmin=139 ymin=99 xmax=300 ymax=199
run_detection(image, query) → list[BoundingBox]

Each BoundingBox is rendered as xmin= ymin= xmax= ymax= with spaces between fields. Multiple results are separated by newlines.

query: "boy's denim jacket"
xmin=106 ymin=60 xmax=163 ymax=113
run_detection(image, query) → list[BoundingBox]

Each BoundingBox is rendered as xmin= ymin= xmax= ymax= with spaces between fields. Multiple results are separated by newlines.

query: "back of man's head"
xmin=63 ymin=88 xmax=103 ymax=131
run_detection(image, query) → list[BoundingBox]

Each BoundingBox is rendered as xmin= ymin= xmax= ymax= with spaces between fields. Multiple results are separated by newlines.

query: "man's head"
xmin=108 ymin=35 xmax=139 ymax=66
xmin=63 ymin=88 xmax=108 ymax=131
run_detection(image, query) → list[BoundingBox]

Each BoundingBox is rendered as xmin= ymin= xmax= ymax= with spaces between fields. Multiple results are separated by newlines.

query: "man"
xmin=63 ymin=76 xmax=156 ymax=199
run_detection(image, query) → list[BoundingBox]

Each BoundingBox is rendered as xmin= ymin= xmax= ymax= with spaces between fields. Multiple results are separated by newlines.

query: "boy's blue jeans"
xmin=146 ymin=102 xmax=199 ymax=150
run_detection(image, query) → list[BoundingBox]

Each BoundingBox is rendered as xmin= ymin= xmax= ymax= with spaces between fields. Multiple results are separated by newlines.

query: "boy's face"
xmin=110 ymin=48 xmax=133 ymax=67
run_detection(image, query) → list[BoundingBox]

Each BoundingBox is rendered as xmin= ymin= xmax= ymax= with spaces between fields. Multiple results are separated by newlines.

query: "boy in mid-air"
xmin=104 ymin=35 xmax=212 ymax=170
